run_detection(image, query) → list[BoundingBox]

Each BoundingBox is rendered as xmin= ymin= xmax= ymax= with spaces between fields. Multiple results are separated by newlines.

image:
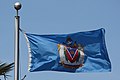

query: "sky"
xmin=0 ymin=0 xmax=120 ymax=80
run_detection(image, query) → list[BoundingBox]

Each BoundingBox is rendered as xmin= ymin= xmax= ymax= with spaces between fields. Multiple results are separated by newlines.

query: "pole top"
xmin=14 ymin=2 xmax=22 ymax=10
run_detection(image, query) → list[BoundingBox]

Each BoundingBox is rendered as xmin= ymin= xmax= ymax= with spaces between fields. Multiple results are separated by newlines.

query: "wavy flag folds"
xmin=24 ymin=28 xmax=111 ymax=72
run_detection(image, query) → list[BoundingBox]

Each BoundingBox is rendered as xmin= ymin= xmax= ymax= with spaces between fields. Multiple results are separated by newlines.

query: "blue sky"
xmin=0 ymin=0 xmax=120 ymax=80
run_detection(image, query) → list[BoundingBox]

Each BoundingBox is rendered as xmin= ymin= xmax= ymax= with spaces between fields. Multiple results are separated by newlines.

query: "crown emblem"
xmin=58 ymin=36 xmax=84 ymax=69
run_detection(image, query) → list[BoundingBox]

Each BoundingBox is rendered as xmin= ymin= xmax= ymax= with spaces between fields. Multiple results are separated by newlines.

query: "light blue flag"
xmin=25 ymin=28 xmax=111 ymax=72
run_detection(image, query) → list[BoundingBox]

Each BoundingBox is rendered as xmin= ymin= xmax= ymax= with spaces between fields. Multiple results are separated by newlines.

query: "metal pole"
xmin=14 ymin=2 xmax=22 ymax=80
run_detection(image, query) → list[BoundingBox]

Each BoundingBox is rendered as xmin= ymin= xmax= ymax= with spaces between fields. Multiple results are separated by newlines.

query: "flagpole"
xmin=14 ymin=2 xmax=22 ymax=80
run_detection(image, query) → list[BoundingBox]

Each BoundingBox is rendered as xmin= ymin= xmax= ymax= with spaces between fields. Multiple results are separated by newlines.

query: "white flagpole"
xmin=14 ymin=2 xmax=22 ymax=80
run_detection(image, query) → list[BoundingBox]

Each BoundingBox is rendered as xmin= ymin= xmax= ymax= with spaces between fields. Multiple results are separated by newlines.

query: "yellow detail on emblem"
xmin=57 ymin=44 xmax=60 ymax=51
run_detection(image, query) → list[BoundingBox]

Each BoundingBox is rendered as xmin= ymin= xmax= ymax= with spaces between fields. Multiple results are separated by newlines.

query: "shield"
xmin=58 ymin=44 xmax=84 ymax=69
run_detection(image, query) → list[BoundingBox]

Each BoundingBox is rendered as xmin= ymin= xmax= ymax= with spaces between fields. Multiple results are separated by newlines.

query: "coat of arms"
xmin=58 ymin=36 xmax=84 ymax=69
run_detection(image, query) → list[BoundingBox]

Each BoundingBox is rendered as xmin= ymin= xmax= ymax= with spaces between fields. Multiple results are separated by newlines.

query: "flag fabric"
xmin=25 ymin=28 xmax=111 ymax=73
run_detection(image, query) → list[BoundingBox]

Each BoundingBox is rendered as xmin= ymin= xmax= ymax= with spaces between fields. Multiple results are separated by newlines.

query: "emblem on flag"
xmin=58 ymin=36 xmax=84 ymax=69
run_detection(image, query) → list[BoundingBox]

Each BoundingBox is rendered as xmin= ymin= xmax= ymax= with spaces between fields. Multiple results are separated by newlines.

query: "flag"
xmin=25 ymin=28 xmax=111 ymax=72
